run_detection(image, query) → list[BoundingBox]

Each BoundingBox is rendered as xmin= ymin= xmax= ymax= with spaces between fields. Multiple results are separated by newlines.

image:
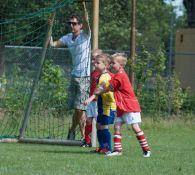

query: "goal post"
xmin=19 ymin=12 xmax=56 ymax=139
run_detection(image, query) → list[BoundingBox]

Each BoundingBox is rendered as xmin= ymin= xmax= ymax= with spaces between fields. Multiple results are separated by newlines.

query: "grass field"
xmin=0 ymin=118 xmax=195 ymax=175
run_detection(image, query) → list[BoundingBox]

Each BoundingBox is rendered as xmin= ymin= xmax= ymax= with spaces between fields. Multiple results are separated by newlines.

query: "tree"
xmin=0 ymin=0 xmax=55 ymax=76
xmin=98 ymin=0 xmax=184 ymax=52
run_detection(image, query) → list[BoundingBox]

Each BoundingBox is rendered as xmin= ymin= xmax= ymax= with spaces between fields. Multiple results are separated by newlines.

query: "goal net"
xmin=0 ymin=0 xmax=89 ymax=144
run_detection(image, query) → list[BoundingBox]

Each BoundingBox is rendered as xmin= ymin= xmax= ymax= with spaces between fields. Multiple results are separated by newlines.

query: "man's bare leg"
xmin=67 ymin=109 xmax=86 ymax=140
xmin=78 ymin=111 xmax=86 ymax=139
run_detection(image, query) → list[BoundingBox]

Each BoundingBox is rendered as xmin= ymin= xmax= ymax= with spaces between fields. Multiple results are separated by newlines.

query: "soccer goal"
xmin=0 ymin=0 xmax=93 ymax=145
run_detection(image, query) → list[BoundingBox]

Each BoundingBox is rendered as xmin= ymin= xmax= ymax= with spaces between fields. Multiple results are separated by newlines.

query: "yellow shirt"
xmin=97 ymin=73 xmax=116 ymax=116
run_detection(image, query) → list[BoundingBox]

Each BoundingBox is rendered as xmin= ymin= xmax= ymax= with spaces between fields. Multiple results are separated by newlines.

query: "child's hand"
xmin=101 ymin=82 xmax=106 ymax=90
xmin=83 ymin=99 xmax=91 ymax=106
xmin=83 ymin=95 xmax=96 ymax=106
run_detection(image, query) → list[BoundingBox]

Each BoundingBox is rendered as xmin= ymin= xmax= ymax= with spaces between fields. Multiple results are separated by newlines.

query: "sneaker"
xmin=143 ymin=150 xmax=151 ymax=158
xmin=90 ymin=147 xmax=101 ymax=153
xmin=99 ymin=148 xmax=110 ymax=154
xmin=67 ymin=130 xmax=75 ymax=140
xmin=82 ymin=143 xmax=92 ymax=147
xmin=80 ymin=140 xmax=92 ymax=147
xmin=104 ymin=151 xmax=112 ymax=155
xmin=105 ymin=151 xmax=122 ymax=156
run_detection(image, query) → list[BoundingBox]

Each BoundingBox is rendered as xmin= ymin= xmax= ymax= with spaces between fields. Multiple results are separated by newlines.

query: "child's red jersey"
xmin=90 ymin=70 xmax=100 ymax=96
xmin=109 ymin=70 xmax=141 ymax=117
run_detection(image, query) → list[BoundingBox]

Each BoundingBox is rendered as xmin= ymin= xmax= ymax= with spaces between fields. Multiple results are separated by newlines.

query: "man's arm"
xmin=48 ymin=17 xmax=64 ymax=48
xmin=82 ymin=1 xmax=91 ymax=35
xmin=49 ymin=36 xmax=63 ymax=48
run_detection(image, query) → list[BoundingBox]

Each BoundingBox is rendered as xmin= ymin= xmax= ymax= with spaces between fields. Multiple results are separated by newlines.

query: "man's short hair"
xmin=69 ymin=14 xmax=82 ymax=24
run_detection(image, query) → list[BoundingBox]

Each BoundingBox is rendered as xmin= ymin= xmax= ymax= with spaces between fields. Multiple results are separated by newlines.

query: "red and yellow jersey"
xmin=97 ymin=72 xmax=116 ymax=116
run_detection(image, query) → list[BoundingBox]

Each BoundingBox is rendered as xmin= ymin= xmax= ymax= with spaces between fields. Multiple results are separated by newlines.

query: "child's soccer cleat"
xmin=105 ymin=151 xmax=122 ymax=156
xmin=80 ymin=139 xmax=92 ymax=147
xmin=143 ymin=151 xmax=151 ymax=158
xmin=99 ymin=148 xmax=110 ymax=154
xmin=83 ymin=143 xmax=92 ymax=147
xmin=90 ymin=147 xmax=101 ymax=153
xmin=104 ymin=151 xmax=112 ymax=155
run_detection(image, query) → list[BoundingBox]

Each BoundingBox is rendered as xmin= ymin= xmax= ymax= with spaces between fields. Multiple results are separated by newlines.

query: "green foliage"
xmin=99 ymin=0 xmax=130 ymax=50
xmin=170 ymin=73 xmax=188 ymax=114
xmin=181 ymin=91 xmax=195 ymax=113
xmin=0 ymin=1 xmax=55 ymax=45
xmin=3 ymin=66 xmax=28 ymax=113
xmin=98 ymin=0 xmax=181 ymax=51
xmin=0 ymin=66 xmax=28 ymax=132
xmin=0 ymin=75 xmax=7 ymax=98
xmin=0 ymin=61 xmax=70 ymax=138
xmin=137 ymin=0 xmax=172 ymax=50
xmin=0 ymin=0 xmax=194 ymax=118
xmin=40 ymin=59 xmax=68 ymax=116
xmin=0 ymin=60 xmax=68 ymax=120
xmin=132 ymin=45 xmax=188 ymax=115
xmin=0 ymin=1 xmax=186 ymax=50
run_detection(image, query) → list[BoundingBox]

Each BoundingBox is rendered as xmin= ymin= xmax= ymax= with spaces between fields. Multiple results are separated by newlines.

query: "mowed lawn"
xmin=0 ymin=118 xmax=195 ymax=175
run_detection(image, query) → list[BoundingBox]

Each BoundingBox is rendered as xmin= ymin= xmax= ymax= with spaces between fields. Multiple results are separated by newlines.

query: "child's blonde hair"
xmin=91 ymin=49 xmax=103 ymax=58
xmin=96 ymin=53 xmax=110 ymax=66
xmin=111 ymin=53 xmax=127 ymax=67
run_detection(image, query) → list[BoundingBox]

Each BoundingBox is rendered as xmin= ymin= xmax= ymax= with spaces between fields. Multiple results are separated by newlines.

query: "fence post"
xmin=129 ymin=0 xmax=136 ymax=87
xmin=168 ymin=9 xmax=174 ymax=116
xmin=91 ymin=0 xmax=100 ymax=147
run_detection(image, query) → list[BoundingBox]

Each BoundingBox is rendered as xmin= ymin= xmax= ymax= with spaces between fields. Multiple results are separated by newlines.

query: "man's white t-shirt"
xmin=59 ymin=30 xmax=91 ymax=77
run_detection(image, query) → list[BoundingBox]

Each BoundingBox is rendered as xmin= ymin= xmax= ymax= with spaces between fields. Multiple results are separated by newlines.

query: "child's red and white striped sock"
xmin=113 ymin=133 xmax=122 ymax=152
xmin=136 ymin=131 xmax=150 ymax=152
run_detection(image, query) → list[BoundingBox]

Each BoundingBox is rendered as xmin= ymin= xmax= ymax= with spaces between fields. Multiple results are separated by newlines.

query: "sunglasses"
xmin=68 ymin=21 xmax=79 ymax=26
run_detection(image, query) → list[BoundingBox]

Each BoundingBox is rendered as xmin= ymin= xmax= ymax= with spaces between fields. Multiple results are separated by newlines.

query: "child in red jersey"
xmin=81 ymin=49 xmax=102 ymax=147
xmin=105 ymin=53 xmax=151 ymax=157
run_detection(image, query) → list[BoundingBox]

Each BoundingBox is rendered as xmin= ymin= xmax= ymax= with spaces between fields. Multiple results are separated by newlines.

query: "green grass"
xmin=0 ymin=118 xmax=195 ymax=175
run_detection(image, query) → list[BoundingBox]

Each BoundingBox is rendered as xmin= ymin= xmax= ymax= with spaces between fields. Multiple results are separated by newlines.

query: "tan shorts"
xmin=67 ymin=76 xmax=90 ymax=110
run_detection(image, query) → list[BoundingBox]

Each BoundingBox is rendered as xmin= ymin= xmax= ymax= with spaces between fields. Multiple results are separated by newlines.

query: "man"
xmin=49 ymin=14 xmax=91 ymax=140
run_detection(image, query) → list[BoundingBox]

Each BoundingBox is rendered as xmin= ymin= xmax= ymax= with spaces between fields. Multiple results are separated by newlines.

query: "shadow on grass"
xmin=20 ymin=145 xmax=95 ymax=155
xmin=17 ymin=141 xmax=100 ymax=155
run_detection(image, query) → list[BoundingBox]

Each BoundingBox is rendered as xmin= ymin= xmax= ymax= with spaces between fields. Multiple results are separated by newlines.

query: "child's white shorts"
xmin=114 ymin=112 xmax=141 ymax=124
xmin=86 ymin=101 xmax=98 ymax=119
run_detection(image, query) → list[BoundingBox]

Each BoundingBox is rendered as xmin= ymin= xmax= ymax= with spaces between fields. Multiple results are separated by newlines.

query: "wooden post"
xmin=91 ymin=0 xmax=99 ymax=147
xmin=129 ymin=0 xmax=136 ymax=87
xmin=92 ymin=0 xmax=99 ymax=49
